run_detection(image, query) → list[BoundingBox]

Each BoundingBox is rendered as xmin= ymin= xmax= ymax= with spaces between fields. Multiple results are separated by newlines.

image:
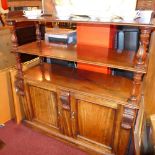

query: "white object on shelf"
xmin=23 ymin=9 xmax=42 ymax=19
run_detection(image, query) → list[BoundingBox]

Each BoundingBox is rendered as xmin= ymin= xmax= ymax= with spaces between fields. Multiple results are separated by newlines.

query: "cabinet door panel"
xmin=58 ymin=108 xmax=73 ymax=136
xmin=29 ymin=85 xmax=58 ymax=128
xmin=77 ymin=100 xmax=115 ymax=147
xmin=57 ymin=90 xmax=73 ymax=136
xmin=70 ymin=94 xmax=123 ymax=154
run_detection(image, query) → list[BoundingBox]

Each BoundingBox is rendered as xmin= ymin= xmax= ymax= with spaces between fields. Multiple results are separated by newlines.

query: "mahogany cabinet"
xmin=58 ymin=89 xmax=122 ymax=153
xmin=21 ymin=62 xmax=143 ymax=154
xmin=6 ymin=13 xmax=155 ymax=155
xmin=24 ymin=83 xmax=123 ymax=154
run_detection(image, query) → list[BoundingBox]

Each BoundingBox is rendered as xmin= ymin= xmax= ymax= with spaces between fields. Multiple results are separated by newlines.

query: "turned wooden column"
xmin=129 ymin=73 xmax=143 ymax=105
xmin=120 ymin=27 xmax=152 ymax=152
xmin=11 ymin=22 xmax=24 ymax=96
xmin=130 ymin=27 xmax=152 ymax=105
xmin=35 ymin=22 xmax=44 ymax=63
xmin=57 ymin=90 xmax=73 ymax=137
xmin=35 ymin=22 xmax=41 ymax=46
xmin=136 ymin=27 xmax=152 ymax=67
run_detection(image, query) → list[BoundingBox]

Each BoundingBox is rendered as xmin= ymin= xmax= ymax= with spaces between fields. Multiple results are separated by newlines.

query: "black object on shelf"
xmin=116 ymin=30 xmax=124 ymax=53
xmin=45 ymin=58 xmax=76 ymax=68
xmin=15 ymin=24 xmax=45 ymax=62
xmin=116 ymin=26 xmax=139 ymax=52
xmin=112 ymin=68 xmax=133 ymax=80
xmin=114 ymin=26 xmax=139 ymax=79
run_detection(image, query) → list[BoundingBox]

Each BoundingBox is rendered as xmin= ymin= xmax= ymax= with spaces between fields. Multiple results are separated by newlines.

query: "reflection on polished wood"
xmin=18 ymin=41 xmax=146 ymax=73
xmin=29 ymin=85 xmax=58 ymax=127
xmin=23 ymin=63 xmax=137 ymax=155
xmin=18 ymin=41 xmax=77 ymax=61
xmin=8 ymin=13 xmax=154 ymax=154
xmin=77 ymin=44 xmax=140 ymax=72
xmin=24 ymin=63 xmax=135 ymax=106
xmin=77 ymin=100 xmax=115 ymax=146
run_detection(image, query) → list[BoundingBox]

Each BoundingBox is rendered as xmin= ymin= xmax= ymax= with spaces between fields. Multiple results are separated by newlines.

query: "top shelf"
xmin=6 ymin=15 xmax=155 ymax=28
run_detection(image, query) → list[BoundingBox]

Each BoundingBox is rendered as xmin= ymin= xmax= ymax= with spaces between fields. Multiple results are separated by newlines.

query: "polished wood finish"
xmin=134 ymin=97 xmax=144 ymax=155
xmin=11 ymin=22 xmax=25 ymax=96
xmin=121 ymin=106 xmax=137 ymax=129
xmin=8 ymin=15 xmax=155 ymax=154
xmin=23 ymin=64 xmax=131 ymax=154
xmin=9 ymin=58 xmax=40 ymax=124
xmin=144 ymin=31 xmax=155 ymax=117
xmin=136 ymin=27 xmax=152 ymax=67
xmin=57 ymin=90 xmax=73 ymax=136
xmin=74 ymin=100 xmax=115 ymax=148
xmin=23 ymin=63 xmax=134 ymax=105
xmin=18 ymin=41 xmax=77 ymax=61
xmin=28 ymin=85 xmax=58 ymax=128
xmin=129 ymin=73 xmax=143 ymax=105
xmin=150 ymin=114 xmax=155 ymax=149
xmin=17 ymin=41 xmax=147 ymax=73
xmin=6 ymin=15 xmax=155 ymax=28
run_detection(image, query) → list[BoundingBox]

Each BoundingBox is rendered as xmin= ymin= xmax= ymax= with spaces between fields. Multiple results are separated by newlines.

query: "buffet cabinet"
xmin=23 ymin=63 xmax=132 ymax=155
xmin=7 ymin=14 xmax=155 ymax=155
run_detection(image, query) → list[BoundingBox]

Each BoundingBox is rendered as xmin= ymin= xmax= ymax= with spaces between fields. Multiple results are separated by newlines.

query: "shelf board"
xmin=24 ymin=63 xmax=134 ymax=105
xmin=6 ymin=16 xmax=155 ymax=28
xmin=18 ymin=41 xmax=146 ymax=73
xmin=18 ymin=41 xmax=77 ymax=61
xmin=77 ymin=44 xmax=144 ymax=72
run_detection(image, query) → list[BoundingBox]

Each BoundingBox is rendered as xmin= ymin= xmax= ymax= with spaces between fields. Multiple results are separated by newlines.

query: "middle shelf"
xmin=18 ymin=41 xmax=146 ymax=73
xmin=23 ymin=63 xmax=137 ymax=106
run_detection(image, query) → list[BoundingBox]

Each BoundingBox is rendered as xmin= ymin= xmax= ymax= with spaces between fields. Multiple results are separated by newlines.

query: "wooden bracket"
xmin=121 ymin=107 xmax=136 ymax=129
xmin=59 ymin=91 xmax=70 ymax=110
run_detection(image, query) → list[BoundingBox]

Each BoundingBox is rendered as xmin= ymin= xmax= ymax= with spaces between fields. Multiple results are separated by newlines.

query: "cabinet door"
xmin=57 ymin=90 xmax=73 ymax=137
xmin=70 ymin=93 xmax=123 ymax=154
xmin=25 ymin=84 xmax=59 ymax=129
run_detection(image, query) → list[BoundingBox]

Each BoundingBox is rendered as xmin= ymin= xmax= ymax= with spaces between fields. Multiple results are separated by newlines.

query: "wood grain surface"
xmin=17 ymin=41 xmax=147 ymax=73
xmin=23 ymin=63 xmax=135 ymax=106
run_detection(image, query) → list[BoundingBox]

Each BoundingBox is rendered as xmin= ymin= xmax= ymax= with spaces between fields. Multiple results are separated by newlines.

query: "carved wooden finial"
xmin=136 ymin=27 xmax=152 ymax=67
xmin=136 ymin=43 xmax=146 ymax=65
xmin=140 ymin=27 xmax=151 ymax=52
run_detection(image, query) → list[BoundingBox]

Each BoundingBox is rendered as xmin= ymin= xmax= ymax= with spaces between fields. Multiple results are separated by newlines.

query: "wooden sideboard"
xmin=6 ymin=14 xmax=155 ymax=155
